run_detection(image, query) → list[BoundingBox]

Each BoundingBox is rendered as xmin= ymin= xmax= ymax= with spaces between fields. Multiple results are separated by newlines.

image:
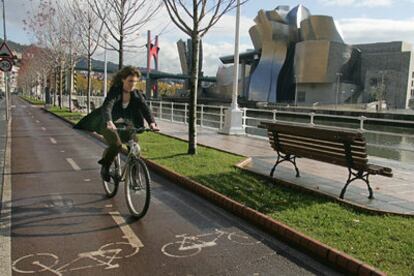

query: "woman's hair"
xmin=111 ymin=66 xmax=141 ymax=88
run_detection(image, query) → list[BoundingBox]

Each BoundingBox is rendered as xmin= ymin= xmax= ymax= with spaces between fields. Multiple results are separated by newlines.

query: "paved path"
xmin=156 ymin=120 xmax=414 ymax=215
xmin=0 ymin=98 xmax=7 ymax=210
xmin=1 ymin=96 xmax=340 ymax=275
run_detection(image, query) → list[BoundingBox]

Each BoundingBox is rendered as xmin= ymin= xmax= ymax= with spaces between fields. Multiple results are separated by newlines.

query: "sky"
xmin=3 ymin=0 xmax=414 ymax=76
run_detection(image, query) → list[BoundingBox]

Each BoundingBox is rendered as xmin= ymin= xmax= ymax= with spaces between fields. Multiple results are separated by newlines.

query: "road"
xmin=4 ymin=96 xmax=341 ymax=276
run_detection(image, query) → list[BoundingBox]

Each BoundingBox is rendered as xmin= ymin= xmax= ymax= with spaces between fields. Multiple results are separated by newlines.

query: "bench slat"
xmin=261 ymin=121 xmax=363 ymax=143
xmin=275 ymin=137 xmax=368 ymax=159
xmin=270 ymin=132 xmax=366 ymax=149
xmin=277 ymin=144 xmax=368 ymax=170
xmin=269 ymin=133 xmax=367 ymax=154
xmin=277 ymin=140 xmax=368 ymax=164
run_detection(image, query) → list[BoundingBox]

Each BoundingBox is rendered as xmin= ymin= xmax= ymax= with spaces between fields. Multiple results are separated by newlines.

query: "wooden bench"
xmin=259 ymin=121 xmax=393 ymax=199
xmin=72 ymin=99 xmax=86 ymax=112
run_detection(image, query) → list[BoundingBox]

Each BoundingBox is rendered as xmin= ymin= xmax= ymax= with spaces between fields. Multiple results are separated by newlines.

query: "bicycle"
xmin=102 ymin=125 xmax=152 ymax=219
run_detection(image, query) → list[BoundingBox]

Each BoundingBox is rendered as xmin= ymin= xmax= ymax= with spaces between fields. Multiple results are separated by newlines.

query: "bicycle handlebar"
xmin=116 ymin=127 xmax=152 ymax=134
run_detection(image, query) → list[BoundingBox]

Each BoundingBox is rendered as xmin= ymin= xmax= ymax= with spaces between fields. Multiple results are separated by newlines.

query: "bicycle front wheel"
xmin=125 ymin=158 xmax=151 ymax=219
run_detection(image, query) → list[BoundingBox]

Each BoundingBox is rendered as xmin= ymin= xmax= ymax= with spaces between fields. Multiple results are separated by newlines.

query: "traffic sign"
xmin=0 ymin=58 xmax=13 ymax=72
xmin=0 ymin=42 xmax=14 ymax=58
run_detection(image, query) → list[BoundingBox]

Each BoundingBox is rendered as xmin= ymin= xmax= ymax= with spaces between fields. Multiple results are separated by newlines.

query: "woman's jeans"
xmin=98 ymin=128 xmax=138 ymax=167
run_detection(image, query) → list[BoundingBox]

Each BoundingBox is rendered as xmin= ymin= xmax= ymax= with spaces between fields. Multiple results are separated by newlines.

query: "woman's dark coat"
xmin=74 ymin=86 xmax=155 ymax=134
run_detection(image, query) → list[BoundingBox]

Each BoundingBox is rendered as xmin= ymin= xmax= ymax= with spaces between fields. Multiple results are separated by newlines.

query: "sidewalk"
xmin=0 ymin=99 xmax=7 ymax=210
xmin=156 ymin=120 xmax=414 ymax=215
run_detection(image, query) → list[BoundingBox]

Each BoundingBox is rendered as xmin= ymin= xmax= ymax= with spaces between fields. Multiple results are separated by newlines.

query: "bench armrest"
xmin=367 ymin=164 xmax=393 ymax=177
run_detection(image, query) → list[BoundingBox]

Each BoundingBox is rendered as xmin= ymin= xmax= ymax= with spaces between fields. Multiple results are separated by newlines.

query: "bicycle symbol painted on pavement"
xmin=12 ymin=241 xmax=140 ymax=275
xmin=161 ymin=228 xmax=261 ymax=258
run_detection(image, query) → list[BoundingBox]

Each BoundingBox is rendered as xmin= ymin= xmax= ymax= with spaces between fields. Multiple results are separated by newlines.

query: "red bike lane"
xmin=6 ymin=96 xmax=341 ymax=276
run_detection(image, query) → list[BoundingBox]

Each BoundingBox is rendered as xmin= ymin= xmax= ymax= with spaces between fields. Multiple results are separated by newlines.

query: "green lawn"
xmin=48 ymin=106 xmax=84 ymax=123
xmin=20 ymin=95 xmax=45 ymax=105
xmin=52 ymin=111 xmax=414 ymax=276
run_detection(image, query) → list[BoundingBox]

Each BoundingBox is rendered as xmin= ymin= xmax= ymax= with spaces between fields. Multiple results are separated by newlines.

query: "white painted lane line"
xmin=105 ymin=204 xmax=113 ymax=208
xmin=41 ymin=127 xmax=46 ymax=131
xmin=0 ymin=119 xmax=12 ymax=276
xmin=50 ymin=137 xmax=57 ymax=144
xmin=35 ymin=120 xmax=40 ymax=123
xmin=66 ymin=158 xmax=81 ymax=171
xmin=109 ymin=211 xmax=144 ymax=248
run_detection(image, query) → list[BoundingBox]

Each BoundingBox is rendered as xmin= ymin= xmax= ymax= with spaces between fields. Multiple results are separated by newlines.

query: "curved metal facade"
xmin=248 ymin=10 xmax=289 ymax=102
xmin=300 ymin=16 xmax=344 ymax=43
xmin=216 ymin=4 xmax=360 ymax=105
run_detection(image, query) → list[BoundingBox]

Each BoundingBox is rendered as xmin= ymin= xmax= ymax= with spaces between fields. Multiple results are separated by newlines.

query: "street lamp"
xmin=220 ymin=0 xmax=244 ymax=135
xmin=335 ymin=72 xmax=342 ymax=110
xmin=2 ymin=0 xmax=9 ymax=121
xmin=294 ymin=74 xmax=299 ymax=106
xmin=378 ymin=71 xmax=385 ymax=112
xmin=231 ymin=0 xmax=240 ymax=111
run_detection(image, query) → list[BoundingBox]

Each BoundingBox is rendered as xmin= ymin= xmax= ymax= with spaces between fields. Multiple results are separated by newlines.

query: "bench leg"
xmin=270 ymin=156 xmax=281 ymax=177
xmin=340 ymin=170 xmax=373 ymax=199
xmin=270 ymin=153 xmax=300 ymax=178
xmin=292 ymin=157 xmax=300 ymax=177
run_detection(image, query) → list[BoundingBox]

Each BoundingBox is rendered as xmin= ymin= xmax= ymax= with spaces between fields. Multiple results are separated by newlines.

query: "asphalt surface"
xmin=0 ymin=97 xmax=7 ymax=209
xmin=5 ymin=96 xmax=341 ymax=276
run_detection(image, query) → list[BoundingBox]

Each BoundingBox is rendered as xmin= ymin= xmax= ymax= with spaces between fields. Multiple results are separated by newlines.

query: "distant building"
xmin=354 ymin=41 xmax=414 ymax=109
xmin=0 ymin=66 xmax=19 ymax=93
xmin=217 ymin=5 xmax=414 ymax=109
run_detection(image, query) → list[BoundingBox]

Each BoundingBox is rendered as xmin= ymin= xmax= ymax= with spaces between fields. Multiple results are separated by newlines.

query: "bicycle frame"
xmin=114 ymin=139 xmax=141 ymax=183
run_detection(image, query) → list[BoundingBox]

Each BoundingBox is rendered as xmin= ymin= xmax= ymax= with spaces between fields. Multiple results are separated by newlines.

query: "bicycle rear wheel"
xmin=125 ymin=158 xmax=151 ymax=218
xmin=102 ymin=158 xmax=120 ymax=198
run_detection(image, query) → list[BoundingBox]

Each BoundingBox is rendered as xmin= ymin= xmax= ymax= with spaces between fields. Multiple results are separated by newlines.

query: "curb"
xmin=42 ymin=107 xmax=386 ymax=276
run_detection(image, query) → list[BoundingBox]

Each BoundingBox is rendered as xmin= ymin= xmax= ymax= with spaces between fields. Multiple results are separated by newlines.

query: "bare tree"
xmin=163 ymin=0 xmax=246 ymax=154
xmin=24 ymin=0 xmax=82 ymax=109
xmin=24 ymin=1 xmax=61 ymax=105
xmin=67 ymin=0 xmax=104 ymax=113
xmin=90 ymin=0 xmax=162 ymax=69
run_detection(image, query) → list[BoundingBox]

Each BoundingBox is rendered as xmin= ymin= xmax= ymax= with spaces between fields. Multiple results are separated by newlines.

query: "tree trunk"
xmin=54 ymin=68 xmax=57 ymax=106
xmin=87 ymin=54 xmax=92 ymax=114
xmin=42 ymin=74 xmax=47 ymax=102
xmin=59 ymin=63 xmax=63 ymax=109
xmin=69 ymin=47 xmax=73 ymax=112
xmin=188 ymin=4 xmax=200 ymax=155
xmin=119 ymin=36 xmax=123 ymax=70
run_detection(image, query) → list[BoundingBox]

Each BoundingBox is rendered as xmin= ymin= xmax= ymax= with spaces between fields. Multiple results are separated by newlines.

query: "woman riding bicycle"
xmin=74 ymin=66 xmax=159 ymax=181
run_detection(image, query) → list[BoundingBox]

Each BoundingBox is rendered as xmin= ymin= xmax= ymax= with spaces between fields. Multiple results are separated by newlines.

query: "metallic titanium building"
xmin=218 ymin=5 xmax=414 ymax=109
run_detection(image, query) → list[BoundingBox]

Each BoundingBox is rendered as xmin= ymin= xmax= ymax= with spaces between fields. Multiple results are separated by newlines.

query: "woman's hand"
xmin=150 ymin=122 xmax=160 ymax=132
xmin=106 ymin=121 xmax=117 ymax=130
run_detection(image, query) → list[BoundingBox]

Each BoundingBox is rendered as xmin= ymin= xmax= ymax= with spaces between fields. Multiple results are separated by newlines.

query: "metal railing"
xmin=242 ymin=107 xmax=414 ymax=138
xmin=58 ymin=96 xmax=414 ymax=137
xmin=148 ymin=100 xmax=225 ymax=130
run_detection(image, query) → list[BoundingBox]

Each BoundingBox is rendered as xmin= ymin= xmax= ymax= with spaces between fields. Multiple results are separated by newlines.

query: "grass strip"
xmin=52 ymin=111 xmax=414 ymax=276
xmin=20 ymin=95 xmax=45 ymax=105
xmin=47 ymin=106 xmax=84 ymax=123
